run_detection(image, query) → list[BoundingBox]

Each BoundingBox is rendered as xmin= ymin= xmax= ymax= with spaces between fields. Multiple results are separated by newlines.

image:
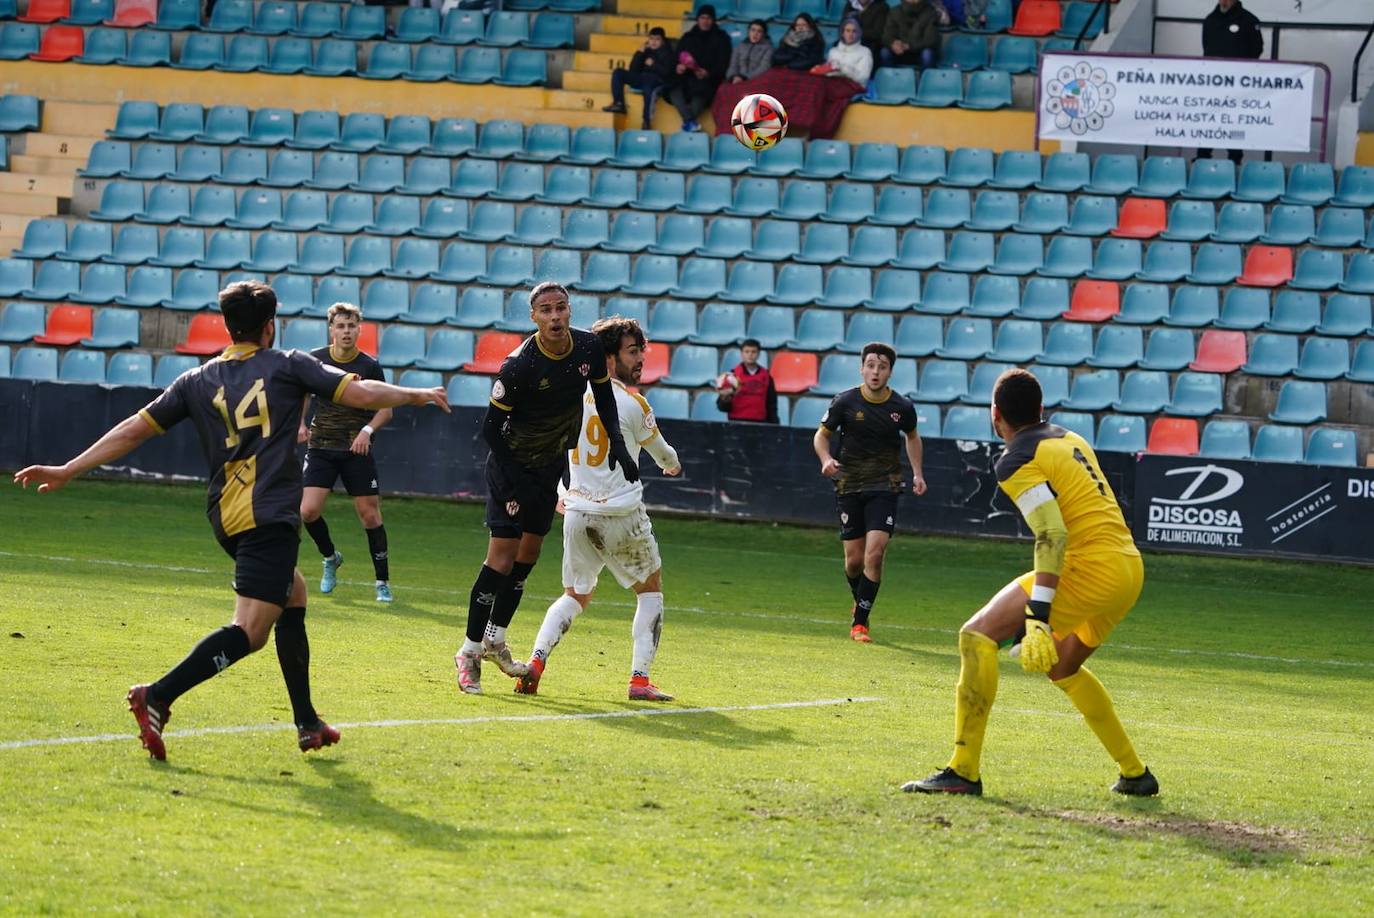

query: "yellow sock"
xmin=1054 ymin=667 xmax=1145 ymax=778
xmin=947 ymin=630 xmax=999 ymax=782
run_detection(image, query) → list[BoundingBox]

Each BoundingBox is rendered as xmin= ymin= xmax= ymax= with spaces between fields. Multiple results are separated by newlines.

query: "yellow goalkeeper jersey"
xmin=995 ymin=423 xmax=1139 ymax=557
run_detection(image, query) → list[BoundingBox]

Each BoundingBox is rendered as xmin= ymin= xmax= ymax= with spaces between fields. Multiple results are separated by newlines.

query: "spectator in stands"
xmin=772 ymin=13 xmax=827 ymax=71
xmin=716 ymin=339 xmax=778 ymax=424
xmin=848 ymin=0 xmax=890 ymax=56
xmin=1199 ymin=0 xmax=1264 ymax=164
xmin=815 ymin=18 xmax=875 ymax=86
xmin=727 ymin=19 xmax=774 ymax=84
xmin=958 ymin=0 xmax=990 ymax=30
xmin=603 ymin=27 xmax=676 ymax=130
xmin=880 ymin=0 xmax=942 ymax=70
xmin=668 ymin=5 xmax=733 ymax=133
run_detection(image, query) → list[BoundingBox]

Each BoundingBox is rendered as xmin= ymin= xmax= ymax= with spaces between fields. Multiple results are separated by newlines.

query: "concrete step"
xmin=0 ymin=172 xmax=73 ymax=197
xmin=0 ymin=214 xmax=37 ymax=243
xmin=574 ymin=50 xmax=637 ymax=73
xmin=543 ymin=88 xmax=616 ymax=112
xmin=599 ymin=14 xmax=687 ymax=35
xmin=589 ymin=33 xmax=652 ymax=54
xmin=562 ymin=70 xmax=609 ymax=92
xmin=40 ymin=101 xmax=118 ymax=138
xmin=525 ymin=108 xmax=616 ymax=130
xmin=0 ymin=192 xmax=61 ymax=215
xmin=0 ymin=234 xmax=22 ymax=255
xmin=9 ymin=154 xmax=82 ymax=176
xmin=615 ymin=0 xmax=692 ymax=18
xmin=25 ymin=134 xmax=97 ymax=160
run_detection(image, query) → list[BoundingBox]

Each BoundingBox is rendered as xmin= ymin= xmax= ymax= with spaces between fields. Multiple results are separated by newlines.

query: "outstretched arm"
xmin=338 ymin=379 xmax=448 ymax=413
xmin=13 ymin=413 xmax=159 ymax=493
xmin=590 ymin=376 xmax=639 ymax=483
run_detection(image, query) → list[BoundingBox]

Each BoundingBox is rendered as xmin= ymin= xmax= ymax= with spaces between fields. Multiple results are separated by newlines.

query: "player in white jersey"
xmin=515 ymin=316 xmax=681 ymax=701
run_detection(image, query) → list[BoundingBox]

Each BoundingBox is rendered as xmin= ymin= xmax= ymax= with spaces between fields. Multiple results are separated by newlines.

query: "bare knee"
xmin=485 ymin=538 xmax=518 ymax=574
xmin=300 ymin=505 xmax=320 ymax=524
xmin=354 ymin=498 xmax=382 ymax=529
xmin=863 ymin=551 xmax=885 ymax=580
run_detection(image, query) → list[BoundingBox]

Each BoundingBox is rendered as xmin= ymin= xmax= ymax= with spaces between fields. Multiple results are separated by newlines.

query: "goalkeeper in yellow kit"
xmin=905 ymin=368 xmax=1158 ymax=796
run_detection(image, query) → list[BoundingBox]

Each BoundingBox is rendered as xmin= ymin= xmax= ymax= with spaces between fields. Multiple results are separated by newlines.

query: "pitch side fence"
xmin=2 ymin=379 xmax=1369 ymax=566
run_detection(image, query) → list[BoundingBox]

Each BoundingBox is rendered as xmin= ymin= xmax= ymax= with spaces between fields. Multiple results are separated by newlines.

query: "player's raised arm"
xmin=338 ymin=378 xmax=449 ymax=413
xmin=13 ymin=411 xmax=161 ymax=493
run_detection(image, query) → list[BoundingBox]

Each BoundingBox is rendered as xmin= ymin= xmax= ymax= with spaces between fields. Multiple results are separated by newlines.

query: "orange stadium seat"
xmin=19 ymin=0 xmax=70 ymax=22
xmin=1063 ymin=279 xmax=1120 ymax=322
xmin=104 ymin=0 xmax=157 ymax=27
xmin=769 ymin=351 xmax=818 ymax=394
xmin=30 ymin=24 xmax=84 ymax=61
xmin=1237 ymin=245 xmax=1294 ymax=287
xmin=1189 ymin=330 xmax=1247 ymax=373
xmin=1008 ymin=0 xmax=1061 ymax=37
xmin=33 ymin=304 xmax=93 ymax=345
xmin=639 ymin=342 xmax=669 ymax=384
xmin=1146 ymin=417 xmax=1199 ymax=456
xmin=1110 ymin=198 xmax=1165 ymax=239
xmin=176 ymin=314 xmax=231 ymax=355
xmin=357 ymin=321 xmax=378 ymax=357
xmin=463 ymin=331 xmax=522 ymax=374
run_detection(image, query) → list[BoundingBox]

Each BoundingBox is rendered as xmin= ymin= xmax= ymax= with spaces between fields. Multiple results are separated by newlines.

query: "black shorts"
xmin=484 ymin=453 xmax=566 ymax=539
xmin=218 ymin=523 xmax=300 ymax=606
xmin=836 ymin=491 xmax=899 ymax=541
xmin=303 ymin=447 xmax=380 ymax=497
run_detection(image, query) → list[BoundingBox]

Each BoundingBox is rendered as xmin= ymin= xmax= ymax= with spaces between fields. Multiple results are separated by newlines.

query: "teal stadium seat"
xmin=1318 ymin=294 xmax=1371 ymax=337
xmin=1014 ymin=193 xmax=1069 ymax=234
xmin=13 ymin=346 xmax=59 ymax=381
xmin=1160 ymin=200 xmax=1215 ymax=242
xmin=1136 ymin=241 xmax=1192 ymax=283
xmin=939 ymin=231 xmax=994 ymax=273
xmin=753 ymin=138 xmax=804 ymax=177
xmin=917 ymin=272 xmax=970 ymax=314
xmin=124 ymin=29 xmax=171 ymax=66
xmin=1266 ymin=290 xmax=1321 ymax=333
xmin=555 ymin=208 xmax=608 ymax=248
xmin=1085 ymin=154 xmax=1137 ymax=196
xmin=895 ymin=144 xmax=945 ymax=184
xmin=1211 ymin=201 xmax=1264 ymax=243
xmin=1050 ymin=411 xmax=1096 ymax=444
xmin=383 ymin=239 xmax=439 ymax=279
xmin=660 ymin=344 xmax=717 ymax=387
xmin=789 ymin=395 xmax=828 ymax=428
xmin=838 ymin=313 xmax=893 ymax=353
xmin=690 ymin=302 xmax=746 ymax=346
xmin=961 ymin=361 xmax=1014 ymax=406
xmin=1063 ymin=369 xmax=1119 ymax=411
xmin=940 ymin=34 xmax=987 ymax=70
xmin=359 ymin=279 xmax=408 ymax=320
xmin=893 ymin=228 xmax=943 ymax=270
xmin=986 ymin=319 xmax=1041 ymax=362
xmin=817 ymin=266 xmax=871 ymax=308
xmin=959 ymin=71 xmax=1012 ymax=110
xmin=106 ymin=351 xmax=153 ymax=386
xmin=78 ymin=26 xmax=124 ymax=63
xmin=1088 ymin=238 xmax=1142 ymax=280
xmin=990 ymin=35 xmax=1036 ymax=73
xmin=1199 ymin=419 xmax=1251 ymax=459
xmin=1095 ymin=415 xmax=1146 ymax=453
xmin=914 ymin=68 xmax=962 ymax=107
xmin=62 ymin=222 xmax=114 ymax=262
xmin=1140 ymin=326 xmax=1195 ymax=370
xmin=648 ymin=214 xmax=705 ymax=256
xmin=198 ymin=106 xmax=249 ymax=145
xmin=867 ymin=269 xmax=922 ymax=311
xmin=871 ymin=68 xmax=916 ymax=105
xmin=646 ymin=387 xmax=689 ymax=420
xmin=968 ymin=191 xmax=1019 ymax=232
xmin=416 ymin=330 xmax=474 ymax=371
xmin=1214 ymin=287 xmax=1269 ymax=329
xmin=1252 ymin=424 xmax=1303 ymax=463
xmin=1037 ymin=152 xmax=1090 ymax=192
xmin=1261 ymin=205 xmax=1314 ymax=245
xmin=812 ymin=354 xmax=860 ymax=395
xmin=919 ymin=189 xmax=971 ymax=229
xmin=1338 ymin=253 xmax=1374 ymax=294
xmin=895 ymin=314 xmax=942 ymax=356
xmin=940 ymin=406 xmax=994 ymax=441
xmin=846 ymin=142 xmax=898 ymax=182
xmin=935 ymin=317 xmax=992 ymax=360
xmin=1345 ymin=341 xmax=1374 ymax=382
xmin=1165 ymin=372 xmax=1222 ymax=417
xmin=220 ymin=35 xmax=268 ymax=71
xmin=573 ymin=252 xmax=631 ymax=293
xmin=632 ymin=172 xmax=684 ymax=211
xmin=23 ymin=260 xmax=81 ymax=300
xmin=529 ymin=13 xmax=574 ymax=48
xmin=1064 ymin=195 xmax=1116 ymax=236
xmin=1087 ymin=325 xmax=1142 ymax=368
xmin=115 ymin=266 xmax=171 ymax=307
xmin=494 ymin=291 xmax=538 ymax=332
xmin=1113 ymin=369 xmax=1170 ymax=414
xmin=1294 ymin=337 xmax=1350 ymax=381
xmin=1182 ymin=159 xmax=1235 ymax=200
xmin=1234 ymin=161 xmax=1284 ymax=202
xmin=1289 ymin=250 xmax=1343 ymax=291
xmin=842 ymin=226 xmax=897 ymax=267
xmin=914 ymin=359 xmax=968 ymax=402
xmin=941 ymin=147 xmax=994 ymax=188
xmin=1281 ymin=162 xmax=1335 ymax=206
xmin=1038 ymin=235 xmax=1092 ymax=278
xmin=1037 ymin=323 xmax=1092 ymax=366
xmin=1303 ymin=428 xmax=1356 ymax=467
xmin=745 ymin=305 xmax=794 ymax=349
xmin=624 ymin=255 xmax=678 ymax=296
xmin=402 ymin=284 xmax=456 ymax=324
xmin=872 ymin=186 xmax=924 ymax=226
xmin=1312 ymin=207 xmax=1365 ymax=248
xmin=1186 ymin=243 xmax=1242 ymax=285
xmin=394 ymin=7 xmax=440 ymax=42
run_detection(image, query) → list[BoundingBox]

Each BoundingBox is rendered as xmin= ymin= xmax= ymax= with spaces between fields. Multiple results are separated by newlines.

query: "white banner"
xmin=1038 ymin=54 xmax=1317 ymax=152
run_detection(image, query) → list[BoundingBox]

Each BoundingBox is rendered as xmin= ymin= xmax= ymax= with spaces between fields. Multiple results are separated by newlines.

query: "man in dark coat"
xmin=603 ymin=27 xmax=676 ymax=129
xmin=1199 ymin=0 xmax=1264 ymax=164
xmin=667 ymin=5 xmax=733 ymax=132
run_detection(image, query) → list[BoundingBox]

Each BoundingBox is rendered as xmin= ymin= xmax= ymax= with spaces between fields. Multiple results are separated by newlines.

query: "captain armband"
xmin=1014 ymin=483 xmax=1068 ymax=578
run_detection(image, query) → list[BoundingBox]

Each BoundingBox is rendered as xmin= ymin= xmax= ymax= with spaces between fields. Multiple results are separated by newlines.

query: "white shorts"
xmin=561 ymin=506 xmax=662 ymax=595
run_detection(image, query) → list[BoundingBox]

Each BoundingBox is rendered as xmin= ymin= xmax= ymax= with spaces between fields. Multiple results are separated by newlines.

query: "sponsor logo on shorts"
xmin=840 ymin=512 xmax=849 ymax=525
xmin=506 ymin=500 xmax=521 ymax=517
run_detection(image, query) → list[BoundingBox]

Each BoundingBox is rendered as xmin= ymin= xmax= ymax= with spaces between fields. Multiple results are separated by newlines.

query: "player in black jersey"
xmin=455 ymin=281 xmax=638 ymax=695
xmin=298 ymin=302 xmax=395 ymax=603
xmin=813 ymin=342 xmax=927 ymax=643
xmin=13 ymin=281 xmax=448 ymax=761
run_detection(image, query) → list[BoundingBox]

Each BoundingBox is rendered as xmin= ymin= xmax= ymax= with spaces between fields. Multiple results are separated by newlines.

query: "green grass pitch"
xmin=0 ymin=479 xmax=1370 ymax=915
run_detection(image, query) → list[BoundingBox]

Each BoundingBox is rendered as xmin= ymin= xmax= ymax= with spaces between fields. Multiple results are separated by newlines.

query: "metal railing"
xmin=1072 ymin=0 xmax=1112 ymax=51
xmin=1353 ymin=19 xmax=1374 ymax=103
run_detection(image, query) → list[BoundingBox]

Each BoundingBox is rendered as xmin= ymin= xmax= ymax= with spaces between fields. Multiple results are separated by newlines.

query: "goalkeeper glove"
xmin=1019 ymin=599 xmax=1058 ymax=674
xmin=607 ymin=441 xmax=641 ymax=483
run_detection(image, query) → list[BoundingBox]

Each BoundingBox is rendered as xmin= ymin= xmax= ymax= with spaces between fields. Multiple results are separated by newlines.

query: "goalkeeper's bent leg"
xmin=947 ymin=630 xmax=999 ymax=782
xmin=1053 ymin=667 xmax=1145 ymax=779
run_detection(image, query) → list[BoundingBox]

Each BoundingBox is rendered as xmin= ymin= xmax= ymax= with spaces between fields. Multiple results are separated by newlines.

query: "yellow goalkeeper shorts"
xmin=1015 ymin=550 xmax=1144 ymax=648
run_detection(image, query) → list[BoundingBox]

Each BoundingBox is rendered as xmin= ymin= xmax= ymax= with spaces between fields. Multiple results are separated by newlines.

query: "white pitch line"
xmin=4 ymin=550 xmax=1373 ymax=671
xmin=0 ymin=697 xmax=882 ymax=752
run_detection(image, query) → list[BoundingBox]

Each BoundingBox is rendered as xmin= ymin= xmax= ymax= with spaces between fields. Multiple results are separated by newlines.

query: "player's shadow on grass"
xmin=588 ymin=705 xmax=796 ymax=749
xmin=984 ymin=797 xmax=1305 ymax=867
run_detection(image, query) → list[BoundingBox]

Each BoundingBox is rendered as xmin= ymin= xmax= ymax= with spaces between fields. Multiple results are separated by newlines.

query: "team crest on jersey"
xmin=538 ymin=378 xmax=550 ymax=389
xmin=491 ymin=380 xmax=505 ymax=400
xmin=579 ymin=362 xmax=591 ymax=377
xmin=855 ymin=411 xmax=864 ymax=421
xmin=891 ymin=412 xmax=901 ymax=423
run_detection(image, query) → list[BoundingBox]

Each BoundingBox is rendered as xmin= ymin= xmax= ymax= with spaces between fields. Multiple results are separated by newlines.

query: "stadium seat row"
xmin=6 ymin=1 xmax=573 ymax=46
xmin=0 ymin=92 xmax=38 ymax=132
xmin=98 ymin=103 xmax=1374 ymax=203
xmin=7 ymin=24 xmax=550 ymax=83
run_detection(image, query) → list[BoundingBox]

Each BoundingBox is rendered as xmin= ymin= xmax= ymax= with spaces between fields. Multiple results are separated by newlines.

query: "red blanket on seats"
xmin=710 ymin=68 xmax=864 ymax=141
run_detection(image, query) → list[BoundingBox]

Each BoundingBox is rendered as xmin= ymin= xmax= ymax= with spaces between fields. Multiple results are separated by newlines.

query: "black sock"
xmin=366 ymin=525 xmax=389 ymax=581
xmin=854 ymin=576 xmax=881 ymax=627
xmin=151 ymin=624 xmax=252 ymax=706
xmin=274 ymin=607 xmax=317 ymax=727
xmin=490 ymin=561 xmax=535 ymax=629
xmin=846 ymin=573 xmax=862 ymax=601
xmin=467 ymin=565 xmax=507 ymax=643
xmin=304 ymin=517 xmax=335 ymax=558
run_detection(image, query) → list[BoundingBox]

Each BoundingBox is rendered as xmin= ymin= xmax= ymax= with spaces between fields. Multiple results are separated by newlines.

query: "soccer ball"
xmin=731 ymin=93 xmax=788 ymax=151
xmin=717 ymin=372 xmax=740 ymax=392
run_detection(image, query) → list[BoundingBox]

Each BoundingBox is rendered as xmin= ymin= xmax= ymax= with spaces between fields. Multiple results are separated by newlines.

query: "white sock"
xmin=533 ymin=595 xmax=582 ymax=663
xmin=483 ymin=622 xmax=507 ymax=645
xmin=460 ymin=638 xmax=483 ymax=656
xmin=631 ymin=592 xmax=664 ymax=679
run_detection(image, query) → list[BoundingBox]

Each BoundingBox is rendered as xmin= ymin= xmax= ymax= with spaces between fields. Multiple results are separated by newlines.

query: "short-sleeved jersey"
xmin=995 ymin=423 xmax=1139 ymax=556
xmin=564 ymin=380 xmax=670 ymax=515
xmin=489 ymin=328 xmax=609 ymax=468
xmin=306 ymin=346 xmax=385 ymax=449
xmin=820 ymin=386 xmax=918 ymax=495
xmin=139 ymin=344 xmax=356 ymax=540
